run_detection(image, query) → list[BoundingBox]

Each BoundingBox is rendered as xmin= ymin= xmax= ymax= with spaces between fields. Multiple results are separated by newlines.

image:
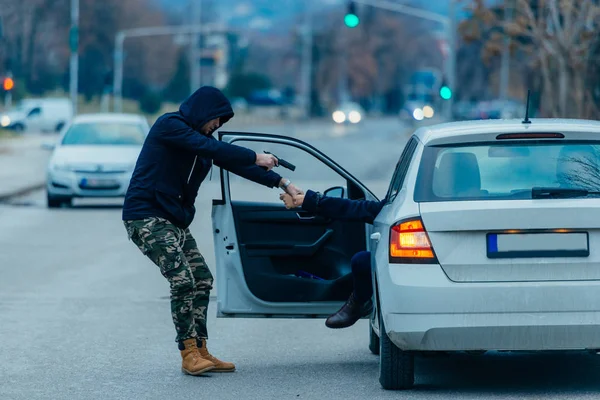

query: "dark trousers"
xmin=351 ymin=251 xmax=373 ymax=303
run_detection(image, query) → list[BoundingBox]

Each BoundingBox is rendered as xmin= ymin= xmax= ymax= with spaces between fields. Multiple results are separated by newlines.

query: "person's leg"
xmin=325 ymin=251 xmax=374 ymax=329
xmin=351 ymin=251 xmax=374 ymax=303
xmin=124 ymin=218 xmax=215 ymax=375
xmin=182 ymin=228 xmax=235 ymax=372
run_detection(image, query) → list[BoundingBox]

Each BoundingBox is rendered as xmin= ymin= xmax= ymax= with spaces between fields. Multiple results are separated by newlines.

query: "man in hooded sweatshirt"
xmin=123 ymin=86 xmax=302 ymax=376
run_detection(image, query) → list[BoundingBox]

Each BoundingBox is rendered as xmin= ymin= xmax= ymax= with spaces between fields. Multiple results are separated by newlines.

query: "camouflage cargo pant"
xmin=124 ymin=217 xmax=213 ymax=342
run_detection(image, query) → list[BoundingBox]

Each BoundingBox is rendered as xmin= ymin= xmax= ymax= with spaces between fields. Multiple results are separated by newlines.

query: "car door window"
xmin=226 ymin=140 xmax=349 ymax=203
xmin=385 ymin=136 xmax=418 ymax=203
xmin=27 ymin=107 xmax=41 ymax=118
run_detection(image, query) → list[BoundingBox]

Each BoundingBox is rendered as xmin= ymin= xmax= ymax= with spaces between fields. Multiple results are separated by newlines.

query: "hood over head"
xmin=179 ymin=86 xmax=234 ymax=132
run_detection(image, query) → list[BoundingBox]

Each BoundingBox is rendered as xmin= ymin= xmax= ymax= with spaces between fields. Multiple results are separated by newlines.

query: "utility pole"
xmin=69 ymin=0 xmax=79 ymax=115
xmin=499 ymin=0 xmax=514 ymax=102
xmin=445 ymin=1 xmax=456 ymax=121
xmin=300 ymin=0 xmax=313 ymax=119
xmin=190 ymin=0 xmax=202 ymax=94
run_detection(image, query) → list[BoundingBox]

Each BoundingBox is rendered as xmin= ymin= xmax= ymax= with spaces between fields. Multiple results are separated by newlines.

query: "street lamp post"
xmin=69 ymin=0 xmax=79 ymax=116
xmin=348 ymin=0 xmax=456 ymax=120
xmin=113 ymin=24 xmax=228 ymax=113
xmin=190 ymin=0 xmax=202 ymax=94
xmin=300 ymin=0 xmax=313 ymax=120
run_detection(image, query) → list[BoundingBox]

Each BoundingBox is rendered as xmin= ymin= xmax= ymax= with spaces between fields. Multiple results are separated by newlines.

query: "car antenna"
xmin=522 ymin=89 xmax=532 ymax=124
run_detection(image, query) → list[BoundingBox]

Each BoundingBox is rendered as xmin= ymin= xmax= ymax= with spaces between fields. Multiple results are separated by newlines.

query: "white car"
xmin=1 ymin=97 xmax=73 ymax=132
xmin=211 ymin=118 xmax=600 ymax=390
xmin=44 ymin=113 xmax=150 ymax=208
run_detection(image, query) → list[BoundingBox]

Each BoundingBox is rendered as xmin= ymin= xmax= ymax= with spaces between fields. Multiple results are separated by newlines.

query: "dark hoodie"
xmin=122 ymin=86 xmax=282 ymax=229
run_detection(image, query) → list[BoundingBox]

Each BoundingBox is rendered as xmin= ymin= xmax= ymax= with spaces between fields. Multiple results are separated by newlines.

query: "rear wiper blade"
xmin=531 ymin=187 xmax=600 ymax=199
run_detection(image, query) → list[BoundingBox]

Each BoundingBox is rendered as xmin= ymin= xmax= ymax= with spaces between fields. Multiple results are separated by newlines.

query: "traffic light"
xmin=440 ymin=85 xmax=452 ymax=100
xmin=3 ymin=77 xmax=14 ymax=91
xmin=344 ymin=1 xmax=360 ymax=28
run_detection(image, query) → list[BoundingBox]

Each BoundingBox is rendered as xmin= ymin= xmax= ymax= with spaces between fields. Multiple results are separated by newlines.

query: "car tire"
xmin=55 ymin=122 xmax=65 ymax=132
xmin=13 ymin=123 xmax=24 ymax=132
xmin=369 ymin=323 xmax=380 ymax=355
xmin=379 ymin=312 xmax=414 ymax=390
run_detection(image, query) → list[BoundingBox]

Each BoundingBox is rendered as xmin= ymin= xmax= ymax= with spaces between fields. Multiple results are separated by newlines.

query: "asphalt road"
xmin=4 ymin=118 xmax=600 ymax=399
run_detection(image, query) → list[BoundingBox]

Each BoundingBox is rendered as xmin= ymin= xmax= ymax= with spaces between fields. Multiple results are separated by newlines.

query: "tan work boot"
xmin=180 ymin=338 xmax=216 ymax=376
xmin=198 ymin=339 xmax=236 ymax=372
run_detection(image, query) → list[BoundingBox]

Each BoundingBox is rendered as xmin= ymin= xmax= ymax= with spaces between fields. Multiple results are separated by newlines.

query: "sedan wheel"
xmin=379 ymin=312 xmax=414 ymax=390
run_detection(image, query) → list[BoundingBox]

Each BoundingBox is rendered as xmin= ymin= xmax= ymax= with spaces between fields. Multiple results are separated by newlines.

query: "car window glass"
xmin=415 ymin=141 xmax=600 ymax=202
xmin=385 ymin=137 xmax=418 ymax=203
xmin=227 ymin=140 xmax=347 ymax=204
xmin=28 ymin=107 xmax=41 ymax=117
xmin=61 ymin=122 xmax=146 ymax=145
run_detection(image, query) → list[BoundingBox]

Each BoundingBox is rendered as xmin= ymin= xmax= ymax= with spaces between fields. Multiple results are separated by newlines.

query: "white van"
xmin=0 ymin=98 xmax=74 ymax=133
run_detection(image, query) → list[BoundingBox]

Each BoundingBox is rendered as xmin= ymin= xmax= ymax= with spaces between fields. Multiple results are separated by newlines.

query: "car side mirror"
xmin=324 ymin=186 xmax=345 ymax=198
xmin=41 ymin=142 xmax=55 ymax=151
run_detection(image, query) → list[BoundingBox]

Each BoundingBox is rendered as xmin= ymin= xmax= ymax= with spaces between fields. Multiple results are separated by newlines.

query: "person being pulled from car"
xmin=123 ymin=86 xmax=302 ymax=376
xmin=280 ymin=190 xmax=385 ymax=329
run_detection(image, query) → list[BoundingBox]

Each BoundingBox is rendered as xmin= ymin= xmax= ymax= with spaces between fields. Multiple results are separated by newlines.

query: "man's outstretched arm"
xmin=214 ymin=160 xmax=302 ymax=195
xmin=282 ymin=189 xmax=385 ymax=224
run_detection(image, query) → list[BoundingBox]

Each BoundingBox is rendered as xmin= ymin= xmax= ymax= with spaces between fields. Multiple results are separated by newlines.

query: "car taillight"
xmin=389 ymin=218 xmax=437 ymax=263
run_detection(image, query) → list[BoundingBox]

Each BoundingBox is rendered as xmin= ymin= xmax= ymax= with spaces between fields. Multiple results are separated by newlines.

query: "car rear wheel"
xmin=379 ymin=312 xmax=414 ymax=390
xmin=13 ymin=123 xmax=24 ymax=132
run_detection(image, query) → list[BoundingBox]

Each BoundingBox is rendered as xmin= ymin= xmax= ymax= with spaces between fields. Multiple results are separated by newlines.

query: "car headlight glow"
xmin=413 ymin=108 xmax=424 ymax=121
xmin=1 ymin=116 xmax=10 ymax=127
xmin=332 ymin=111 xmax=346 ymax=124
xmin=423 ymin=106 xmax=434 ymax=118
xmin=348 ymin=111 xmax=361 ymax=123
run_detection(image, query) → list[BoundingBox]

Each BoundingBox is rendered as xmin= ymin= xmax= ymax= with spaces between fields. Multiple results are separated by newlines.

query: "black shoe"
xmin=325 ymin=293 xmax=373 ymax=329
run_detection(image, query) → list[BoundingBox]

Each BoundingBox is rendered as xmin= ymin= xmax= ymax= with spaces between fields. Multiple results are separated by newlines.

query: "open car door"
xmin=212 ymin=132 xmax=378 ymax=318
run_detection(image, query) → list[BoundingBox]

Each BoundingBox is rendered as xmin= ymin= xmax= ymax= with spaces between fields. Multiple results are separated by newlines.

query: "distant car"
xmin=211 ymin=118 xmax=600 ymax=391
xmin=44 ymin=113 xmax=150 ymax=208
xmin=1 ymin=98 xmax=73 ymax=133
xmin=332 ymin=102 xmax=364 ymax=125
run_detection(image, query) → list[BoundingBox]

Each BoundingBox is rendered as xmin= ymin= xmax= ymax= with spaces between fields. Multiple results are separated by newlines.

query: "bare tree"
xmin=460 ymin=0 xmax=600 ymax=118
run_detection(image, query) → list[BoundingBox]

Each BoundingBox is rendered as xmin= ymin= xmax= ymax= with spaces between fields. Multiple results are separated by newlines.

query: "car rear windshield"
xmin=62 ymin=122 xmax=146 ymax=145
xmin=414 ymin=141 xmax=600 ymax=202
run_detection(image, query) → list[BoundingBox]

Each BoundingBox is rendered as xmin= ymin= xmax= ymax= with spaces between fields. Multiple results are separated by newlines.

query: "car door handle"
xmin=296 ymin=212 xmax=315 ymax=220
xmin=370 ymin=232 xmax=381 ymax=241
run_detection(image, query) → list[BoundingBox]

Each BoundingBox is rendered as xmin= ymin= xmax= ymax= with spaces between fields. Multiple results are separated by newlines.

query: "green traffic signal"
xmin=440 ymin=86 xmax=452 ymax=100
xmin=344 ymin=13 xmax=359 ymax=28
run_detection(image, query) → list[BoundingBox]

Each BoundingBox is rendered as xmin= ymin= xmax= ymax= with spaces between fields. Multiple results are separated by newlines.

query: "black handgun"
xmin=264 ymin=151 xmax=296 ymax=171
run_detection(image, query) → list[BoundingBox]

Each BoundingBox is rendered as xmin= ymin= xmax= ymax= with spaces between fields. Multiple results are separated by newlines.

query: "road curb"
xmin=0 ymin=182 xmax=45 ymax=202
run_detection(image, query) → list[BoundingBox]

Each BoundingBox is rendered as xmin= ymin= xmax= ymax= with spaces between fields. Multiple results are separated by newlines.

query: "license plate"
xmin=486 ymin=232 xmax=589 ymax=258
xmin=80 ymin=177 xmax=119 ymax=189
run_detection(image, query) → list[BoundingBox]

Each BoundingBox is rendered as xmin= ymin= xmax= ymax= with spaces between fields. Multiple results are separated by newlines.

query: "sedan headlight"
xmin=422 ymin=106 xmax=434 ymax=119
xmin=412 ymin=108 xmax=424 ymax=121
xmin=1 ymin=116 xmax=10 ymax=127
xmin=332 ymin=110 xmax=346 ymax=124
xmin=348 ymin=110 xmax=361 ymax=123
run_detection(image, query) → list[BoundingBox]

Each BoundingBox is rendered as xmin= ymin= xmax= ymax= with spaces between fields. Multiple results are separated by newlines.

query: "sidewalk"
xmin=0 ymin=134 xmax=51 ymax=201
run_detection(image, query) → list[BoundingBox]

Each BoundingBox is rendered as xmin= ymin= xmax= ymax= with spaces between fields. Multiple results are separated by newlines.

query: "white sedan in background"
xmin=44 ymin=113 xmax=149 ymax=208
xmin=210 ymin=118 xmax=600 ymax=391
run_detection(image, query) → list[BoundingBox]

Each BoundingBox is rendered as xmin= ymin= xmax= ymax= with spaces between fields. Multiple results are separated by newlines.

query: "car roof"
xmin=72 ymin=113 xmax=148 ymax=124
xmin=414 ymin=118 xmax=600 ymax=145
